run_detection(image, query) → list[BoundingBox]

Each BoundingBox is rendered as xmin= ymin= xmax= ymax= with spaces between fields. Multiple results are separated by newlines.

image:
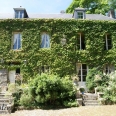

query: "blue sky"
xmin=0 ymin=0 xmax=72 ymax=13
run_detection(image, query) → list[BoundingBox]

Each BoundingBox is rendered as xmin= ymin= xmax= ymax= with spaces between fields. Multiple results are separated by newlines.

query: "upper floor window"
xmin=77 ymin=33 xmax=85 ymax=50
xmin=77 ymin=12 xmax=84 ymax=19
xmin=15 ymin=10 xmax=24 ymax=18
xmin=104 ymin=34 xmax=112 ymax=50
xmin=41 ymin=33 xmax=50 ymax=48
xmin=13 ymin=32 xmax=22 ymax=50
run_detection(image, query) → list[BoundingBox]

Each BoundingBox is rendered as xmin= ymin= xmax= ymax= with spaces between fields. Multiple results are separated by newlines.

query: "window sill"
xmin=11 ymin=49 xmax=22 ymax=51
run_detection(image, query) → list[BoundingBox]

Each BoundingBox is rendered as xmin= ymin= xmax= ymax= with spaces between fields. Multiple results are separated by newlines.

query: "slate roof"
xmin=0 ymin=13 xmax=115 ymax=20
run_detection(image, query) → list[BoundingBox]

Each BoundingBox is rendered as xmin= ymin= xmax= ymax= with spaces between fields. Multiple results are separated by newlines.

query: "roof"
xmin=13 ymin=8 xmax=26 ymax=11
xmin=75 ymin=7 xmax=86 ymax=11
xmin=0 ymin=13 xmax=115 ymax=20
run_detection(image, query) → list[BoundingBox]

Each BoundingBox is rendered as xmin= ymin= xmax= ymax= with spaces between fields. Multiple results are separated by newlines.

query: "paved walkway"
xmin=1 ymin=105 xmax=116 ymax=116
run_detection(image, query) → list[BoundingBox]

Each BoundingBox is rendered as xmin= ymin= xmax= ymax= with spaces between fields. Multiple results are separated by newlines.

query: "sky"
xmin=0 ymin=0 xmax=72 ymax=14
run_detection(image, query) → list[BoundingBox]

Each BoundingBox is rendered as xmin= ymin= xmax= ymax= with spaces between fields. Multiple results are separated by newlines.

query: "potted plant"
xmin=79 ymin=86 xmax=85 ymax=94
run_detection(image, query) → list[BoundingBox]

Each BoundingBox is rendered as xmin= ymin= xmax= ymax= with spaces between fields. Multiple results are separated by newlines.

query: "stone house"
xmin=0 ymin=7 xmax=116 ymax=89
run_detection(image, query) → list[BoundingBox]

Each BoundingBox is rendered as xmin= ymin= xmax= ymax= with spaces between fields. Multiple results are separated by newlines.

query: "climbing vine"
xmin=0 ymin=19 xmax=116 ymax=80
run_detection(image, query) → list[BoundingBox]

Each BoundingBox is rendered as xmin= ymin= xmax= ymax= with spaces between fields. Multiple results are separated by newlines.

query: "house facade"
xmin=0 ymin=7 xmax=116 ymax=88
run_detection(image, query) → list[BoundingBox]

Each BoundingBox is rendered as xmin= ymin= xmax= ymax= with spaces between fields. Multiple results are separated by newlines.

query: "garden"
xmin=8 ymin=73 xmax=79 ymax=110
xmin=6 ymin=67 xmax=116 ymax=111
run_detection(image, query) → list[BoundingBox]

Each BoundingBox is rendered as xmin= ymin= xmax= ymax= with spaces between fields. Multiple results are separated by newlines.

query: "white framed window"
xmin=41 ymin=33 xmax=50 ymax=48
xmin=77 ymin=63 xmax=88 ymax=82
xmin=12 ymin=32 xmax=22 ymax=50
xmin=15 ymin=10 xmax=24 ymax=18
xmin=78 ymin=33 xmax=85 ymax=50
xmin=77 ymin=12 xmax=84 ymax=19
xmin=104 ymin=34 xmax=112 ymax=50
xmin=103 ymin=64 xmax=114 ymax=74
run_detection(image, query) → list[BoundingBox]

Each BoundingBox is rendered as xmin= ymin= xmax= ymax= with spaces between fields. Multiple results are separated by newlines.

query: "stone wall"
xmin=0 ymin=69 xmax=8 ymax=86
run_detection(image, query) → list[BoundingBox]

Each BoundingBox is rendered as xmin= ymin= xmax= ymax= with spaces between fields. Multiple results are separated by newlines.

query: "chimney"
xmin=60 ymin=10 xmax=65 ymax=14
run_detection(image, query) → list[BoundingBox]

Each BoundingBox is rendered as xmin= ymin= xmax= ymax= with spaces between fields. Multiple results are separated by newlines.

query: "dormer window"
xmin=14 ymin=8 xmax=28 ymax=18
xmin=73 ymin=8 xmax=86 ymax=19
xmin=15 ymin=10 xmax=24 ymax=18
xmin=77 ymin=12 xmax=84 ymax=19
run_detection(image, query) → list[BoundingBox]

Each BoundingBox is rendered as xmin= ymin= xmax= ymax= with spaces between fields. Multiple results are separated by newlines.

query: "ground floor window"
xmin=39 ymin=66 xmax=50 ymax=74
xmin=77 ymin=63 xmax=88 ymax=82
xmin=103 ymin=64 xmax=114 ymax=74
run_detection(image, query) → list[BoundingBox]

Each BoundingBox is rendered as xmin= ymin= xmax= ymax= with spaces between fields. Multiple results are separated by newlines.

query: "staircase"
xmin=0 ymin=92 xmax=14 ymax=114
xmin=82 ymin=93 xmax=100 ymax=106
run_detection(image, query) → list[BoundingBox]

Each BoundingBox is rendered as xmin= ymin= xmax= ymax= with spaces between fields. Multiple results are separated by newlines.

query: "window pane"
xmin=13 ymin=33 xmax=21 ymax=49
xmin=104 ymin=34 xmax=112 ymax=50
xmin=41 ymin=33 xmax=50 ymax=48
xmin=78 ymin=69 xmax=81 ymax=81
xmin=20 ymin=11 xmax=24 ymax=18
xmin=83 ymin=76 xmax=86 ymax=81
xmin=77 ymin=12 xmax=83 ymax=19
xmin=77 ymin=34 xmax=85 ymax=50
xmin=15 ymin=11 xmax=19 ymax=18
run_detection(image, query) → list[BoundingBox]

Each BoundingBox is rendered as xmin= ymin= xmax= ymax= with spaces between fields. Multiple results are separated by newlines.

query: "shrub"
xmin=20 ymin=73 xmax=77 ymax=108
xmin=86 ymin=68 xmax=109 ymax=92
xmin=86 ymin=68 xmax=101 ymax=92
xmin=103 ymin=71 xmax=116 ymax=104
xmin=20 ymin=88 xmax=34 ymax=108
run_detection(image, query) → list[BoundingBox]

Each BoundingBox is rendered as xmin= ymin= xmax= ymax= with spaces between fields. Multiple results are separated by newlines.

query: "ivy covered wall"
xmin=0 ymin=19 xmax=116 ymax=80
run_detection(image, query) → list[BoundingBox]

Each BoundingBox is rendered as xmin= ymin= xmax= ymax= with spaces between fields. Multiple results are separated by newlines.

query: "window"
xmin=103 ymin=64 xmax=114 ymax=74
xmin=104 ymin=34 xmax=112 ymax=50
xmin=15 ymin=10 xmax=24 ymax=18
xmin=13 ymin=33 xmax=22 ymax=50
xmin=39 ymin=66 xmax=50 ymax=74
xmin=77 ymin=12 xmax=83 ymax=19
xmin=77 ymin=33 xmax=85 ymax=50
xmin=77 ymin=64 xmax=88 ymax=82
xmin=41 ymin=33 xmax=50 ymax=48
xmin=16 ymin=68 xmax=20 ymax=74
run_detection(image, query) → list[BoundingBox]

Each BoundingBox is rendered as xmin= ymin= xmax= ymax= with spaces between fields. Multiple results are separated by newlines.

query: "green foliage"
xmin=86 ymin=68 xmax=101 ymax=92
xmin=19 ymin=88 xmax=34 ymax=108
xmin=20 ymin=73 xmax=77 ymax=108
xmin=1 ymin=19 xmax=116 ymax=80
xmin=86 ymin=67 xmax=110 ymax=92
xmin=103 ymin=71 xmax=116 ymax=104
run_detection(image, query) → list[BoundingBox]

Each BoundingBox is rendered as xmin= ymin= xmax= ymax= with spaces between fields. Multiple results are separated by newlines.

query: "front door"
xmin=77 ymin=64 xmax=88 ymax=89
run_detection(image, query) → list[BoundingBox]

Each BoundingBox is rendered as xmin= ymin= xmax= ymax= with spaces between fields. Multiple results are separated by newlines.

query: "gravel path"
xmin=1 ymin=105 xmax=116 ymax=116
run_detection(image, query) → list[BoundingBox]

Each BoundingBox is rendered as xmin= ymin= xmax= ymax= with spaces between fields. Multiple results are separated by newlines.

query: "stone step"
xmin=84 ymin=100 xmax=99 ymax=104
xmin=0 ymin=98 xmax=14 ymax=103
xmin=0 ymin=110 xmax=9 ymax=114
xmin=83 ymin=94 xmax=98 ymax=100
xmin=0 ymin=92 xmax=14 ymax=114
xmin=0 ymin=93 xmax=12 ymax=99
xmin=84 ymin=103 xmax=100 ymax=106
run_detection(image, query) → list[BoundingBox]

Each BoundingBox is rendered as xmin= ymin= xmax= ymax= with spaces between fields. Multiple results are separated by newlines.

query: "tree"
xmin=66 ymin=0 xmax=113 ymax=15
xmin=109 ymin=0 xmax=116 ymax=9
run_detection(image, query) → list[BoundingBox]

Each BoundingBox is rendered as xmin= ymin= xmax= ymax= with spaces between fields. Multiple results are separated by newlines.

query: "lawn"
xmin=2 ymin=105 xmax=116 ymax=116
